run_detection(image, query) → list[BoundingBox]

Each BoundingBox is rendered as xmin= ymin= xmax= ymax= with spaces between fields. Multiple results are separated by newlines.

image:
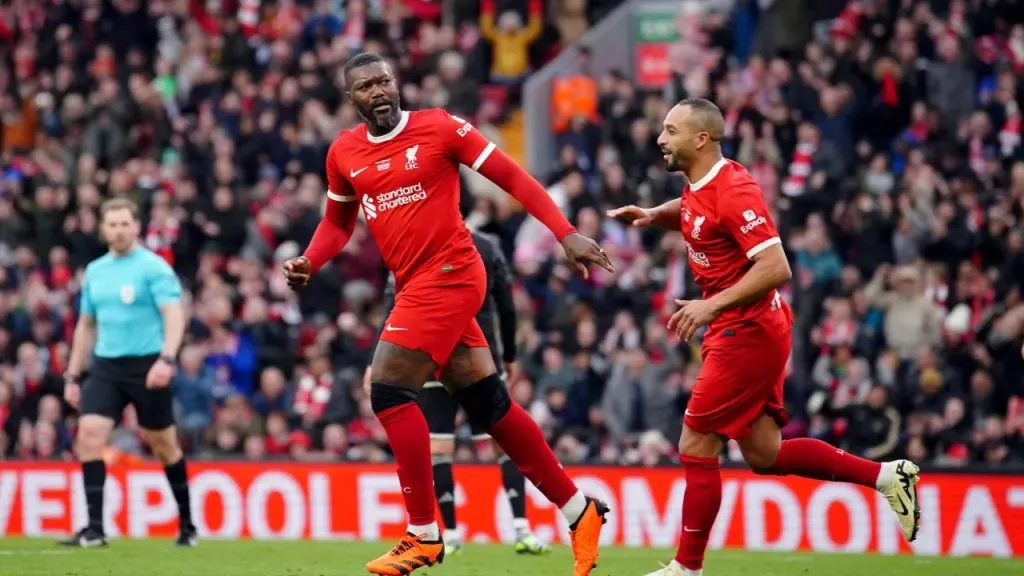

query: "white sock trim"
xmin=560 ymin=491 xmax=588 ymax=524
xmin=408 ymin=522 xmax=440 ymax=541
xmin=512 ymin=517 xmax=531 ymax=532
xmin=675 ymin=560 xmax=701 ymax=576
xmin=875 ymin=461 xmax=895 ymax=491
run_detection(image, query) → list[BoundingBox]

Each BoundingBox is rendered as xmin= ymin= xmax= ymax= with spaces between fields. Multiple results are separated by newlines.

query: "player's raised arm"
xmin=444 ymin=112 xmax=573 ymax=239
xmin=285 ymin=141 xmax=361 ymax=289
xmin=442 ymin=112 xmax=613 ymax=276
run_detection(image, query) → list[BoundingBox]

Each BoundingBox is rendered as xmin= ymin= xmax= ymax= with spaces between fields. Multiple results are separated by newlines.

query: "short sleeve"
xmin=438 ymin=111 xmax=496 ymax=171
xmin=148 ymin=257 xmax=182 ymax=306
xmin=79 ymin=268 xmax=95 ymax=317
xmin=718 ymin=181 xmax=781 ymax=259
xmin=325 ymin=139 xmax=357 ymax=204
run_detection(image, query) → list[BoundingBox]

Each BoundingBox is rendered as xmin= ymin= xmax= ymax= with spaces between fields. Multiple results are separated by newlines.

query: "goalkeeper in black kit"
xmin=366 ymin=230 xmax=548 ymax=556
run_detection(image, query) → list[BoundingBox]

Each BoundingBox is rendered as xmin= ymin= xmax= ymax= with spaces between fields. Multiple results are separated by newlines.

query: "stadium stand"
xmin=1 ymin=0 xmax=1023 ymax=475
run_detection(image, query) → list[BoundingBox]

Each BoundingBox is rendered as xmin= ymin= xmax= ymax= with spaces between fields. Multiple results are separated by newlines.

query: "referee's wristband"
xmin=159 ymin=355 xmax=177 ymax=366
xmin=64 ymin=373 xmax=81 ymax=384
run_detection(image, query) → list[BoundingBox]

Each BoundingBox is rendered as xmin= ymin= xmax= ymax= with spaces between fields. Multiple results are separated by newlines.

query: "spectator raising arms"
xmin=480 ymin=0 xmax=543 ymax=84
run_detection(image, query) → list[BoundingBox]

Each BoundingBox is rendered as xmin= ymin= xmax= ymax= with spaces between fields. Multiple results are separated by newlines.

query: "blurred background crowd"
xmin=1 ymin=0 xmax=1023 ymax=469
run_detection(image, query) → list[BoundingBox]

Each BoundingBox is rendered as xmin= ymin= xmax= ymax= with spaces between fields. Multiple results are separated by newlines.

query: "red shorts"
xmin=684 ymin=320 xmax=792 ymax=440
xmin=380 ymin=270 xmax=488 ymax=371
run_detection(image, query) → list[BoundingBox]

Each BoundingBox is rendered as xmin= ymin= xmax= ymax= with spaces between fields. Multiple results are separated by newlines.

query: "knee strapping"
xmin=453 ymin=373 xmax=511 ymax=430
xmin=370 ymin=382 xmax=418 ymax=414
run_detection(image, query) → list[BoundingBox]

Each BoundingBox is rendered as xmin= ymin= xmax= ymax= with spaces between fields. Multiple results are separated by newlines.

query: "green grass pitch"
xmin=1 ymin=538 xmax=1022 ymax=575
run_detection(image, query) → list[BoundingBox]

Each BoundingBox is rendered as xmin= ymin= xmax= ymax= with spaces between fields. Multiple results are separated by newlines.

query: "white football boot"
xmin=877 ymin=459 xmax=922 ymax=542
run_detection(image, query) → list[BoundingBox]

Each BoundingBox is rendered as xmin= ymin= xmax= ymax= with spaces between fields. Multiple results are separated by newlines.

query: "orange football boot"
xmin=365 ymin=532 xmax=445 ymax=575
xmin=570 ymin=497 xmax=610 ymax=576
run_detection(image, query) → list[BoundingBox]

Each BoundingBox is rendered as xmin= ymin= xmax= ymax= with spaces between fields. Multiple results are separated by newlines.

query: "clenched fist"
xmin=283 ymin=256 xmax=312 ymax=289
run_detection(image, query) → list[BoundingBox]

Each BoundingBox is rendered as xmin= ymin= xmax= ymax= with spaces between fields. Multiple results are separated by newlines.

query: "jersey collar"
xmin=110 ymin=243 xmax=140 ymax=258
xmin=366 ymin=110 xmax=410 ymax=144
xmin=688 ymin=157 xmax=729 ymax=191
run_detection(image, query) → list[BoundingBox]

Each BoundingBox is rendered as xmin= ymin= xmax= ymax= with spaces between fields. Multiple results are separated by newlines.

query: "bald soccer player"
xmin=608 ymin=98 xmax=921 ymax=576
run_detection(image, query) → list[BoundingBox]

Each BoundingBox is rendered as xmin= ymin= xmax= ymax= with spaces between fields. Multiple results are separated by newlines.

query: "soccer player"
xmin=374 ymin=229 xmax=548 ymax=556
xmin=61 ymin=198 xmax=196 ymax=548
xmin=607 ymin=99 xmax=921 ymax=576
xmin=282 ymin=52 xmax=612 ymax=576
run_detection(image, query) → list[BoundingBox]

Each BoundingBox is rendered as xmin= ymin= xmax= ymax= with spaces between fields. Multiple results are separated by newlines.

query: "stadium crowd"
xmin=1 ymin=0 xmax=1023 ymax=469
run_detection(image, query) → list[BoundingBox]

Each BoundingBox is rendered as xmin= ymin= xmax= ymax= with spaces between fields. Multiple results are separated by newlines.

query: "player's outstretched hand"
xmin=560 ymin=233 xmax=615 ymax=279
xmin=283 ymin=256 xmax=312 ymax=289
xmin=668 ymin=299 xmax=721 ymax=341
xmin=606 ymin=205 xmax=654 ymax=227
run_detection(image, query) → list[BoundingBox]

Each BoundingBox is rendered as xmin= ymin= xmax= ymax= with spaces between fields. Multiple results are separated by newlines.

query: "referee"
xmin=61 ymin=198 xmax=196 ymax=548
xmin=366 ymin=231 xmax=548 ymax=555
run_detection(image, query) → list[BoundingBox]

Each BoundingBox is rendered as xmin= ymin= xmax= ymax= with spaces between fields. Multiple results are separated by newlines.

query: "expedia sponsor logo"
xmin=740 ymin=216 xmax=766 ymax=234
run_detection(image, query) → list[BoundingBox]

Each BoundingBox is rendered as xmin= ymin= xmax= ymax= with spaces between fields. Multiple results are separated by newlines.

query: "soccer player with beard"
xmin=283 ymin=52 xmax=612 ymax=576
xmin=608 ymin=99 xmax=921 ymax=576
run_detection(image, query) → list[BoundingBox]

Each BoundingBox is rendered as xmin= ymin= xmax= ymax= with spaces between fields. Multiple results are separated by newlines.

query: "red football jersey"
xmin=678 ymin=158 xmax=790 ymax=334
xmin=325 ymin=108 xmax=495 ymax=288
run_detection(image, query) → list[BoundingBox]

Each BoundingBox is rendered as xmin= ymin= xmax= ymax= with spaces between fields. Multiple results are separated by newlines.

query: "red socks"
xmin=487 ymin=403 xmax=579 ymax=509
xmin=673 ymin=439 xmax=882 ymax=570
xmin=376 ymin=403 xmax=437 ymax=526
xmin=769 ymin=438 xmax=881 ymax=488
xmin=676 ymin=455 xmax=721 ymax=570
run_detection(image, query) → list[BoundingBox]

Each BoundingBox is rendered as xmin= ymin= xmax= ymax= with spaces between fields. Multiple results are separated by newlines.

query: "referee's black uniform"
xmin=381 ymin=231 xmax=517 ymax=440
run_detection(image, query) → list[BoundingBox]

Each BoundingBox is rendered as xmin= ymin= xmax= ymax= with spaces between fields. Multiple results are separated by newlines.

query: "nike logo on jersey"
xmin=350 ymin=166 xmax=368 ymax=177
xmin=385 ymin=324 xmax=409 ymax=332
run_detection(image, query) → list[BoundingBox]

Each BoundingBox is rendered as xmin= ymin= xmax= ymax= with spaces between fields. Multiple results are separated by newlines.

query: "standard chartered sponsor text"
xmin=376 ymin=183 xmax=427 ymax=212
